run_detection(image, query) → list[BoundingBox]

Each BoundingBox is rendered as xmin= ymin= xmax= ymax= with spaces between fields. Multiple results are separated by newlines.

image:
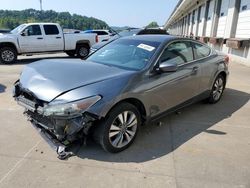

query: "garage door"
xmin=188 ymin=12 xmax=193 ymax=35
xmin=193 ymin=9 xmax=198 ymax=36
xmin=217 ymin=0 xmax=230 ymax=37
xmin=185 ymin=15 xmax=189 ymax=35
xmin=206 ymin=0 xmax=215 ymax=36
xmin=236 ymin=0 xmax=250 ymax=38
xmin=198 ymin=4 xmax=206 ymax=36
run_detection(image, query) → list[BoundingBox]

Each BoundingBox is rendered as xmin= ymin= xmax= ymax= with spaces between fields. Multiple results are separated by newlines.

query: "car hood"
xmin=19 ymin=59 xmax=135 ymax=102
xmin=0 ymin=33 xmax=15 ymax=39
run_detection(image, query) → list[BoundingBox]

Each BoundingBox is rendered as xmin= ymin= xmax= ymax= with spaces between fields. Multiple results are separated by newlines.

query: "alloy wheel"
xmin=79 ymin=47 xmax=89 ymax=57
xmin=109 ymin=111 xmax=138 ymax=148
xmin=1 ymin=50 xmax=15 ymax=62
xmin=212 ymin=77 xmax=224 ymax=101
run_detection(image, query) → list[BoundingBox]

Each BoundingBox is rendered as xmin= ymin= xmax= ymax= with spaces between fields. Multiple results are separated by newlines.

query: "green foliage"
xmin=146 ymin=21 xmax=159 ymax=29
xmin=0 ymin=9 xmax=109 ymax=30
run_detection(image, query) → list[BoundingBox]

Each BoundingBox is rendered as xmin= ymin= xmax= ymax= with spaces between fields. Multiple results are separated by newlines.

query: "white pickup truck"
xmin=0 ymin=23 xmax=98 ymax=64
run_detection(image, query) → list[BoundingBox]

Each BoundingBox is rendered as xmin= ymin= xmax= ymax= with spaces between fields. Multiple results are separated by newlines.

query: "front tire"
xmin=93 ymin=103 xmax=141 ymax=153
xmin=208 ymin=74 xmax=225 ymax=104
xmin=0 ymin=47 xmax=17 ymax=64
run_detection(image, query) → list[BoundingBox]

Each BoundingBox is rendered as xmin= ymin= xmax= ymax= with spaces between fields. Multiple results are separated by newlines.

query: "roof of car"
xmin=122 ymin=34 xmax=177 ymax=43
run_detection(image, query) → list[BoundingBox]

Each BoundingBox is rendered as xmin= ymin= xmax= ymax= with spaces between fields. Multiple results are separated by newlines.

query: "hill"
xmin=0 ymin=9 xmax=109 ymax=30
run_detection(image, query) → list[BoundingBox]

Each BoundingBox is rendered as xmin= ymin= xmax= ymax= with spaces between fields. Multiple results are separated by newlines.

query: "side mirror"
xmin=159 ymin=61 xmax=178 ymax=72
xmin=21 ymin=29 xmax=28 ymax=36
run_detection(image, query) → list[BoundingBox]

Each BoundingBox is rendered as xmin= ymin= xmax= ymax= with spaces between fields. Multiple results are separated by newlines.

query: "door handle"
xmin=192 ymin=66 xmax=199 ymax=71
xmin=37 ymin=37 xmax=43 ymax=40
xmin=56 ymin=37 xmax=62 ymax=39
xmin=191 ymin=66 xmax=199 ymax=75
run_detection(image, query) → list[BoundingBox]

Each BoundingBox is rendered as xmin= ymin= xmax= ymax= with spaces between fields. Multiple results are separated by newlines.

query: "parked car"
xmin=0 ymin=23 xmax=98 ymax=64
xmin=83 ymin=29 xmax=114 ymax=42
xmin=90 ymin=28 xmax=169 ymax=53
xmin=13 ymin=35 xmax=229 ymax=159
xmin=0 ymin=29 xmax=11 ymax=34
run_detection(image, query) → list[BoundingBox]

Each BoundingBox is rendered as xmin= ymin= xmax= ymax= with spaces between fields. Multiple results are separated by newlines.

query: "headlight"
xmin=43 ymin=95 xmax=101 ymax=116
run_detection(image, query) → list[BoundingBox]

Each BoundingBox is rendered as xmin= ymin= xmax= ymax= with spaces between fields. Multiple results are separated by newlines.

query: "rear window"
xmin=193 ymin=43 xmax=211 ymax=59
xmin=94 ymin=31 xmax=109 ymax=35
xmin=43 ymin=25 xmax=59 ymax=35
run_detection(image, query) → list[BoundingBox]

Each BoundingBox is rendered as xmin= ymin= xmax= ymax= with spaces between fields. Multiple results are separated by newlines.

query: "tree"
xmin=0 ymin=9 xmax=109 ymax=30
xmin=146 ymin=21 xmax=159 ymax=28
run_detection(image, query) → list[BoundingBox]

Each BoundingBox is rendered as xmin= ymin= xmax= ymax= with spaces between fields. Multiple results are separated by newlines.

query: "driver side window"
xmin=159 ymin=41 xmax=194 ymax=66
xmin=24 ymin=25 xmax=42 ymax=36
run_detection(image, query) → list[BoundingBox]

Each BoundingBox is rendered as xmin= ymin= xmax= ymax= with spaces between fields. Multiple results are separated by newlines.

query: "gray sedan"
xmin=13 ymin=35 xmax=229 ymax=159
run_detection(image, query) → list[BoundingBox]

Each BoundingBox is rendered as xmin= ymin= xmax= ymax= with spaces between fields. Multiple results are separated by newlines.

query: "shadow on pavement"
xmin=75 ymin=88 xmax=250 ymax=162
xmin=0 ymin=84 xmax=6 ymax=93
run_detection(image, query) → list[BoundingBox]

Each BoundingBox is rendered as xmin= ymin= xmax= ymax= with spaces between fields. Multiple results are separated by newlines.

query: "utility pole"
xmin=39 ymin=0 xmax=43 ymax=11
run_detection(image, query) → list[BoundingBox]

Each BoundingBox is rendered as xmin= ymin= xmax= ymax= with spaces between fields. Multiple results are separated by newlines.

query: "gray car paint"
xmin=20 ymin=59 xmax=135 ymax=102
xmin=17 ymin=35 xmax=229 ymax=121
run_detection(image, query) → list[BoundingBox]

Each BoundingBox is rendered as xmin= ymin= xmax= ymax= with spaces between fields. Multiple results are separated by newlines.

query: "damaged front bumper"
xmin=13 ymin=83 xmax=99 ymax=159
xmin=25 ymin=105 xmax=98 ymax=159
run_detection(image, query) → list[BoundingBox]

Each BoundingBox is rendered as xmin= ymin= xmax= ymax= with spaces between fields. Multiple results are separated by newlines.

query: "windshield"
xmin=87 ymin=38 xmax=160 ymax=71
xmin=10 ymin=24 xmax=27 ymax=34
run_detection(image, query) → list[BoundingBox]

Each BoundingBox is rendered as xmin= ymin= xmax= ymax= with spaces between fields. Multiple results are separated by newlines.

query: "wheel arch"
xmin=0 ymin=42 xmax=18 ymax=53
xmin=106 ymin=98 xmax=147 ymax=124
xmin=214 ymin=71 xmax=228 ymax=88
xmin=209 ymin=70 xmax=228 ymax=90
xmin=76 ymin=40 xmax=90 ymax=49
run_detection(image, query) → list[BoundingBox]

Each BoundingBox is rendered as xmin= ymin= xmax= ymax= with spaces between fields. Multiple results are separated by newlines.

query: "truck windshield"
xmin=87 ymin=38 xmax=160 ymax=71
xmin=10 ymin=24 xmax=27 ymax=34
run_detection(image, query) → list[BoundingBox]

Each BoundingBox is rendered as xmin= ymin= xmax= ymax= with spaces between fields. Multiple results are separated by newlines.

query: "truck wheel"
xmin=0 ymin=47 xmax=17 ymax=64
xmin=76 ymin=44 xmax=89 ymax=59
xmin=65 ymin=51 xmax=76 ymax=57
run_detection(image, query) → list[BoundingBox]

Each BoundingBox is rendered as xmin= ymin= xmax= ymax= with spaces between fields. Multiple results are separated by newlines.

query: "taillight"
xmin=95 ymin=35 xmax=98 ymax=43
xmin=224 ymin=55 xmax=229 ymax=65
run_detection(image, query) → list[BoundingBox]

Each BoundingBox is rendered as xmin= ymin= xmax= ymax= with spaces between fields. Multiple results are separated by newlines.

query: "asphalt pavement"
xmin=0 ymin=53 xmax=249 ymax=188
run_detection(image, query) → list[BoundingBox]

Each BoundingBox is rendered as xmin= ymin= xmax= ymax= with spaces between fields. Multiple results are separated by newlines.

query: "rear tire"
xmin=76 ymin=44 xmax=89 ymax=59
xmin=93 ymin=103 xmax=141 ymax=153
xmin=0 ymin=47 xmax=17 ymax=64
xmin=207 ymin=74 xmax=225 ymax=104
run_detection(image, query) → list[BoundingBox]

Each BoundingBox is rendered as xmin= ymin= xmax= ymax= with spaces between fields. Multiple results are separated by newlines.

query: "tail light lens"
xmin=224 ymin=55 xmax=229 ymax=65
xmin=95 ymin=35 xmax=98 ymax=43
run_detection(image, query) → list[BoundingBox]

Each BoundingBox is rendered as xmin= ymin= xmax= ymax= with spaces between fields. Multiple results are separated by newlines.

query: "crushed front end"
xmin=13 ymin=81 xmax=100 ymax=159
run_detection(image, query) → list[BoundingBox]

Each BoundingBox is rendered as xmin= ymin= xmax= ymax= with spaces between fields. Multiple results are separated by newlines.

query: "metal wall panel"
xmin=217 ymin=0 xmax=230 ymax=37
xmin=198 ymin=4 xmax=206 ymax=36
xmin=236 ymin=0 xmax=250 ymax=38
xmin=206 ymin=0 xmax=215 ymax=36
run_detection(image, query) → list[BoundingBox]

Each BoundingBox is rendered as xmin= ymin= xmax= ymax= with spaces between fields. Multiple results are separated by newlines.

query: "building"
xmin=164 ymin=0 xmax=250 ymax=66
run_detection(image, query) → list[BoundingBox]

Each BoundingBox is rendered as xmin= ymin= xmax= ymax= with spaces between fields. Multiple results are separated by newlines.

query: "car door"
xmin=18 ymin=25 xmax=46 ymax=53
xmin=145 ymin=41 xmax=201 ymax=116
xmin=43 ymin=24 xmax=64 ymax=51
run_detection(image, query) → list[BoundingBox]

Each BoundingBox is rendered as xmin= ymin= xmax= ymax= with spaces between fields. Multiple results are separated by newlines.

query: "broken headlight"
xmin=43 ymin=96 xmax=101 ymax=117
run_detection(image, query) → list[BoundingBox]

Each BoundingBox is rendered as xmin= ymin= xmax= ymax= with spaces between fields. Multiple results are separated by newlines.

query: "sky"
xmin=0 ymin=0 xmax=178 ymax=27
